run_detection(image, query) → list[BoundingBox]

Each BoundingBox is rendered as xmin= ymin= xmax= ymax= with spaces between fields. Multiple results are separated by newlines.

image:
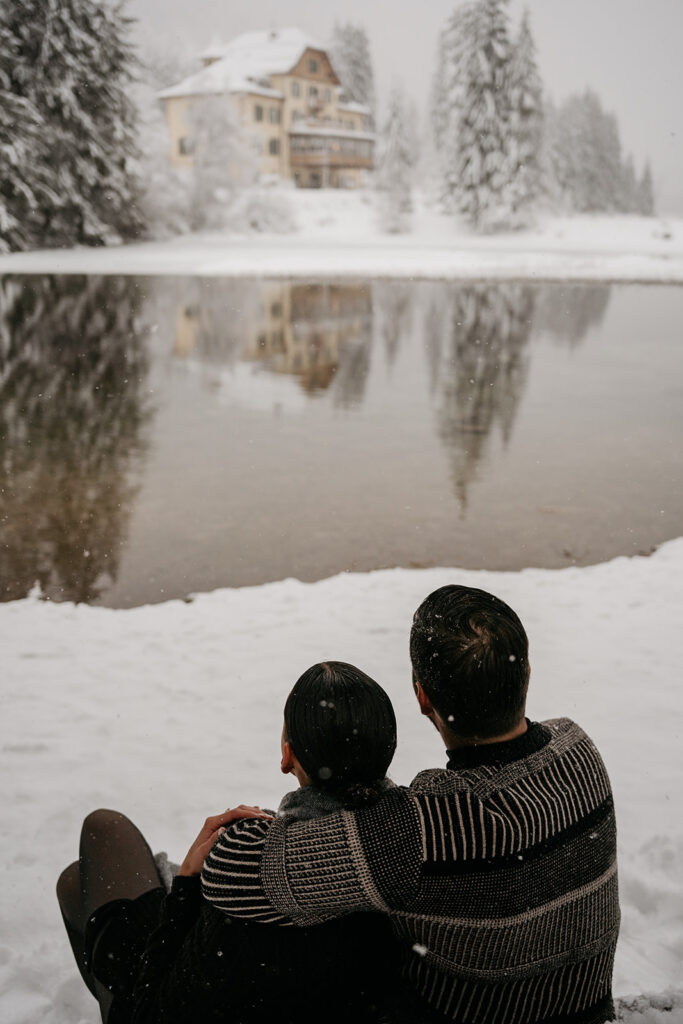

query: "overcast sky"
xmin=130 ymin=0 xmax=683 ymax=214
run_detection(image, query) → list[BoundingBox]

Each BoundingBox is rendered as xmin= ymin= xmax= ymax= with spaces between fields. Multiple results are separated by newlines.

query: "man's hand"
xmin=178 ymin=805 xmax=274 ymax=877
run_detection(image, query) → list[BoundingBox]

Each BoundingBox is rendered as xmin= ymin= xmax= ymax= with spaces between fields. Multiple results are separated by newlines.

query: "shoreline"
xmin=1 ymin=242 xmax=682 ymax=283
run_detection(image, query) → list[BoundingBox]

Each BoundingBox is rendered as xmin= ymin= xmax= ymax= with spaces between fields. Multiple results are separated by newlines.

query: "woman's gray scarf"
xmin=276 ymin=779 xmax=395 ymax=823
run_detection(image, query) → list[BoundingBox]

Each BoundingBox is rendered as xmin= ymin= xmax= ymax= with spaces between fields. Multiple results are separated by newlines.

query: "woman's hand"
xmin=178 ymin=806 xmax=274 ymax=877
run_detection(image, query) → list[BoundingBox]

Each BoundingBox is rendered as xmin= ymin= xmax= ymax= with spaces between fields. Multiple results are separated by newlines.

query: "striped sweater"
xmin=202 ymin=719 xmax=619 ymax=1024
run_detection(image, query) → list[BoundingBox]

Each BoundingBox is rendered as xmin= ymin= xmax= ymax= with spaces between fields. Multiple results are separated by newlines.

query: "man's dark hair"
xmin=284 ymin=661 xmax=397 ymax=806
xmin=410 ymin=586 xmax=529 ymax=739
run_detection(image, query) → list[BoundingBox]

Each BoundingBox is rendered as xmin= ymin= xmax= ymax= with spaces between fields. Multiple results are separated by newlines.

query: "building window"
xmin=291 ymin=80 xmax=300 ymax=97
xmin=308 ymin=58 xmax=318 ymax=73
xmin=323 ymin=88 xmax=331 ymax=103
xmin=308 ymin=85 xmax=318 ymax=98
xmin=254 ymin=104 xmax=264 ymax=122
xmin=271 ymin=301 xmax=282 ymax=317
xmin=269 ymin=107 xmax=281 ymax=124
xmin=269 ymin=138 xmax=280 ymax=155
xmin=178 ymin=136 xmax=193 ymax=155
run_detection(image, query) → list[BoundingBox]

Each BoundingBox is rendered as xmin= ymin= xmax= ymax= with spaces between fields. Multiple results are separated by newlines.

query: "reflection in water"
xmin=0 ymin=276 xmax=149 ymax=602
xmin=1 ymin=274 xmax=635 ymax=606
xmin=374 ymin=282 xmax=413 ymax=369
xmin=426 ymin=284 xmax=535 ymax=507
xmin=534 ymin=284 xmax=611 ymax=348
xmin=170 ymin=278 xmax=260 ymax=366
xmin=171 ymin=281 xmax=374 ymax=405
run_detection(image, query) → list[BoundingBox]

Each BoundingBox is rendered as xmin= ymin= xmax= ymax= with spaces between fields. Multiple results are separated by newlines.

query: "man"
xmin=201 ymin=585 xmax=619 ymax=1024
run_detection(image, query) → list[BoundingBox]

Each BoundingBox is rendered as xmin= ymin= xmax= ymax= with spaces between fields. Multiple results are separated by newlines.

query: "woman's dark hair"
xmin=284 ymin=662 xmax=397 ymax=809
xmin=410 ymin=585 xmax=529 ymax=739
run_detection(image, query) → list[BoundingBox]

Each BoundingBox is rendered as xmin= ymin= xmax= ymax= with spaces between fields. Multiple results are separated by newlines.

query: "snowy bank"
xmin=0 ymin=193 xmax=682 ymax=283
xmin=1 ymin=542 xmax=683 ymax=1022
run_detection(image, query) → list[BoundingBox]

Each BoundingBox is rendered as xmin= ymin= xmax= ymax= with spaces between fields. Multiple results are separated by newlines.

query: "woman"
xmin=57 ymin=662 xmax=400 ymax=1023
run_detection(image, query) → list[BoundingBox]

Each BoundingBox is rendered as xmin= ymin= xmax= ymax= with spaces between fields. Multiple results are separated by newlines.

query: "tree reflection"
xmin=373 ymin=281 xmax=413 ymax=369
xmin=427 ymin=283 xmax=534 ymax=507
xmin=0 ymin=275 xmax=150 ymax=603
xmin=533 ymin=284 xmax=611 ymax=348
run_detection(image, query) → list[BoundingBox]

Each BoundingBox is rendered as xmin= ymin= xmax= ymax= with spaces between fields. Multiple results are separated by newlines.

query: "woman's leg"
xmin=56 ymin=860 xmax=99 ymax=998
xmin=57 ymin=809 xmax=165 ymax=1022
xmin=78 ymin=808 xmax=163 ymax=919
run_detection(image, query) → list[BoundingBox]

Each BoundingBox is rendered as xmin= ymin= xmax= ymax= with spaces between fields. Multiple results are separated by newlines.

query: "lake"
xmin=1 ymin=274 xmax=681 ymax=607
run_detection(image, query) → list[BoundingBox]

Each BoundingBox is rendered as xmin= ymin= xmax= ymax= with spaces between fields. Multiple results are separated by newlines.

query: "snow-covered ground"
xmin=1 ymin=542 xmax=682 ymax=1022
xmin=0 ymin=189 xmax=682 ymax=282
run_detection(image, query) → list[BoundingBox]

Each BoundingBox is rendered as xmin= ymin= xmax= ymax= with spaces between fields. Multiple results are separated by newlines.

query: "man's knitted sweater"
xmin=202 ymin=718 xmax=620 ymax=1024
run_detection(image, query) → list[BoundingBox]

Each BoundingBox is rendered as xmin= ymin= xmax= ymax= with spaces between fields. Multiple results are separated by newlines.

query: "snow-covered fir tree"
xmin=376 ymin=85 xmax=415 ymax=233
xmin=430 ymin=28 xmax=452 ymax=159
xmin=506 ymin=8 xmax=544 ymax=224
xmin=437 ymin=0 xmax=522 ymax=231
xmin=546 ymin=89 xmax=652 ymax=215
xmin=637 ymin=161 xmax=655 ymax=216
xmin=0 ymin=0 xmax=142 ymax=251
xmin=621 ymin=153 xmax=639 ymax=214
xmin=433 ymin=3 xmax=473 ymax=211
xmin=131 ymin=54 xmax=194 ymax=238
xmin=186 ymin=97 xmax=254 ymax=231
xmin=330 ymin=22 xmax=375 ymax=121
xmin=0 ymin=83 xmax=50 ymax=253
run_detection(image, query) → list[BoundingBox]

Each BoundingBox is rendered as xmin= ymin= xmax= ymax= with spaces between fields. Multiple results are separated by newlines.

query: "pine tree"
xmin=507 ymin=9 xmax=544 ymax=224
xmin=430 ymin=28 xmax=451 ymax=158
xmin=186 ymin=97 xmax=254 ymax=231
xmin=0 ymin=20 xmax=56 ymax=251
xmin=436 ymin=3 xmax=474 ymax=212
xmin=330 ymin=22 xmax=376 ymax=121
xmin=0 ymin=0 xmax=142 ymax=251
xmin=547 ymin=89 xmax=640 ymax=214
xmin=637 ymin=161 xmax=655 ymax=216
xmin=376 ymin=85 xmax=415 ymax=233
xmin=439 ymin=0 xmax=520 ymax=231
xmin=621 ymin=153 xmax=639 ymax=213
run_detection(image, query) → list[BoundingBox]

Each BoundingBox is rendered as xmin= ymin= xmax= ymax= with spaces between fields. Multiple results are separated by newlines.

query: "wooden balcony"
xmin=288 ymin=131 xmax=374 ymax=170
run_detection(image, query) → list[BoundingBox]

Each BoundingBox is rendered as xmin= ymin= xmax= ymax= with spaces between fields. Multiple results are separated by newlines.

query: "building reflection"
xmin=169 ymin=277 xmax=259 ymax=366
xmin=0 ymin=275 xmax=150 ymax=603
xmin=425 ymin=283 xmax=535 ymax=508
xmin=172 ymin=280 xmax=373 ymax=403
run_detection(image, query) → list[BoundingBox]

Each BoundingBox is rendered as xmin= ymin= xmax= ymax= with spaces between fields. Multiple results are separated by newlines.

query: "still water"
xmin=1 ymin=275 xmax=681 ymax=607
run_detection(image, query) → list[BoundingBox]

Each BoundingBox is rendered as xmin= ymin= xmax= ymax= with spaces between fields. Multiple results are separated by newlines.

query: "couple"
xmin=57 ymin=585 xmax=620 ymax=1024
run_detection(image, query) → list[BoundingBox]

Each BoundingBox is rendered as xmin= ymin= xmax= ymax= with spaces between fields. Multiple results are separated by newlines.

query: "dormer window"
xmin=308 ymin=57 xmax=319 ymax=73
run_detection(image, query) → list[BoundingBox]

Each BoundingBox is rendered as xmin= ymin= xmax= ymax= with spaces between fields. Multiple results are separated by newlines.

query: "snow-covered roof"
xmin=337 ymin=100 xmax=371 ymax=115
xmin=160 ymin=28 xmax=329 ymax=101
xmin=200 ymin=27 xmax=325 ymax=69
xmin=289 ymin=125 xmax=376 ymax=142
xmin=158 ymin=66 xmax=283 ymax=101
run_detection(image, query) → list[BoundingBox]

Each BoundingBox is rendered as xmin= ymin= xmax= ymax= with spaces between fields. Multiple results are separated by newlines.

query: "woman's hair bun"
xmin=284 ymin=662 xmax=397 ymax=795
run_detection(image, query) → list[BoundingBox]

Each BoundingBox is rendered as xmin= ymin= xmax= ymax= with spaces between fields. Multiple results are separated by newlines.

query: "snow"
xmin=0 ymin=190 xmax=681 ymax=283
xmin=1 ymin=542 xmax=682 ymax=1021
xmin=337 ymin=100 xmax=372 ymax=115
xmin=289 ymin=124 xmax=375 ymax=140
xmin=158 ymin=28 xmax=326 ymax=101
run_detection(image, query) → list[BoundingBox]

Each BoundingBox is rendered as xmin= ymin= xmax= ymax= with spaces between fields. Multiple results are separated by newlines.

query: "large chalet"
xmin=158 ymin=28 xmax=375 ymax=188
